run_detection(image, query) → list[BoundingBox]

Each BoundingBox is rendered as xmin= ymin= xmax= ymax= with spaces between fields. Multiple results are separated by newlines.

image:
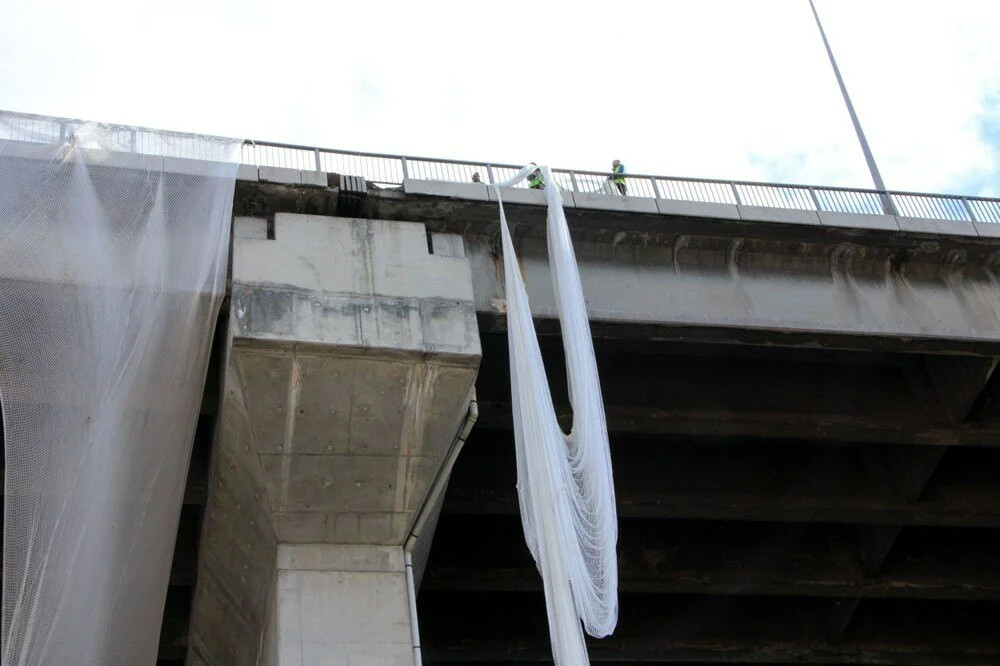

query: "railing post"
xmin=59 ymin=122 xmax=66 ymax=142
xmin=486 ymin=164 xmax=495 ymax=185
xmin=313 ymin=148 xmax=322 ymax=172
xmin=570 ymin=172 xmax=580 ymax=192
xmin=649 ymin=177 xmax=662 ymax=199
xmin=730 ymin=182 xmax=743 ymax=206
xmin=401 ymin=156 xmax=410 ymax=180
xmin=129 ymin=129 xmax=137 ymax=153
xmin=961 ymin=197 xmax=978 ymax=223
xmin=807 ymin=186 xmax=822 ymax=212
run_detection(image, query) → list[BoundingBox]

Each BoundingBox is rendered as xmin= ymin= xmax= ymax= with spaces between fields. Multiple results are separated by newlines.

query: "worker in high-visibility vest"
xmin=529 ymin=163 xmax=545 ymax=190
xmin=611 ymin=159 xmax=627 ymax=195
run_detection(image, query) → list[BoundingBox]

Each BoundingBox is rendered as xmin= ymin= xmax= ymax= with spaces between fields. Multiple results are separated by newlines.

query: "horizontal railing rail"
xmin=3 ymin=108 xmax=999 ymax=225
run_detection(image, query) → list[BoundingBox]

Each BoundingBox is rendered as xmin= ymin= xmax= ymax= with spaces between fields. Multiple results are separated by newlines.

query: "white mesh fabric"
xmin=493 ymin=166 xmax=619 ymax=665
xmin=0 ymin=121 xmax=240 ymax=664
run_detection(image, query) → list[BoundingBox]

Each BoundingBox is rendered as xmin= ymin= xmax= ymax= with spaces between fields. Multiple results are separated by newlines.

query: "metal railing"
xmin=3 ymin=108 xmax=999 ymax=225
xmin=0 ymin=109 xmax=239 ymax=161
xmin=237 ymin=139 xmax=1000 ymax=226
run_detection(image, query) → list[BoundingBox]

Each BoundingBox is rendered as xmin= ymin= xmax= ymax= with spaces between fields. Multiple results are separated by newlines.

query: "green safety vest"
xmin=612 ymin=164 xmax=626 ymax=185
xmin=529 ymin=173 xmax=544 ymax=189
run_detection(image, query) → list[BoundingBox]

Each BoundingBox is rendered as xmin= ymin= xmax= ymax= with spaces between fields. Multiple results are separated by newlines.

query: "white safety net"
xmin=0 ymin=120 xmax=240 ymax=664
xmin=493 ymin=166 xmax=619 ymax=665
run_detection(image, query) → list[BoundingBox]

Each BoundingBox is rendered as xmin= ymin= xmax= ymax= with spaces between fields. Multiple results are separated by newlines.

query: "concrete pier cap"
xmin=190 ymin=213 xmax=481 ymax=665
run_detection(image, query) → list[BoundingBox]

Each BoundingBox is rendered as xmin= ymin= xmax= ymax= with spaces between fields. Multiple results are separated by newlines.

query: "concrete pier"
xmin=188 ymin=213 xmax=479 ymax=665
xmin=262 ymin=545 xmax=413 ymax=665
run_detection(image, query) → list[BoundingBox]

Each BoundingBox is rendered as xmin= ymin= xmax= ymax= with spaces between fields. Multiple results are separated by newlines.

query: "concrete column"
xmin=189 ymin=214 xmax=480 ymax=665
xmin=262 ymin=545 xmax=413 ymax=665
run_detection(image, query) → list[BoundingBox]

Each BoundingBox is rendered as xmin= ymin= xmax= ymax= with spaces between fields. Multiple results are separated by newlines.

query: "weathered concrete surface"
xmin=190 ymin=213 xmax=480 ymax=665
xmin=356 ymin=180 xmax=1000 ymax=351
xmin=974 ymin=221 xmax=1000 ymax=238
xmin=819 ymin=211 xmax=899 ymax=231
xmin=189 ymin=356 xmax=278 ymax=666
xmin=259 ymin=166 xmax=303 ymax=185
xmin=235 ymin=215 xmax=267 ymax=240
xmin=383 ymin=178 xmax=999 ymax=241
xmin=466 ymin=232 xmax=1000 ymax=348
xmin=656 ymin=199 xmax=741 ymax=220
xmin=403 ymin=178 xmax=488 ymax=201
xmin=574 ymin=190 xmax=658 ymax=214
xmin=262 ymin=545 xmax=413 ymax=665
xmin=232 ymin=215 xmax=478 ymax=355
xmin=738 ymin=205 xmax=822 ymax=226
xmin=898 ymin=216 xmax=979 ymax=237
xmin=237 ymin=163 xmax=259 ymax=181
xmin=301 ymin=170 xmax=328 ymax=187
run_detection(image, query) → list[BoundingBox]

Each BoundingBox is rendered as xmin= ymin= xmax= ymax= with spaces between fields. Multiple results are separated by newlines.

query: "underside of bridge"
xmin=182 ymin=175 xmax=999 ymax=664
xmin=7 ymin=170 xmax=1000 ymax=664
xmin=417 ymin=324 xmax=1000 ymax=664
xmin=149 ymin=303 xmax=1000 ymax=664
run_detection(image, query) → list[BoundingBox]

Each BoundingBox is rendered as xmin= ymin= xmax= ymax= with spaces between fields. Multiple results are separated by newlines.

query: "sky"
xmin=1 ymin=0 xmax=997 ymax=196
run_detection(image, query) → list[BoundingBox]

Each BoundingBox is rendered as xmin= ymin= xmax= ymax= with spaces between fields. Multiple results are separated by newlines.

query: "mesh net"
xmin=0 ymin=120 xmax=240 ymax=664
xmin=493 ymin=166 xmax=619 ymax=665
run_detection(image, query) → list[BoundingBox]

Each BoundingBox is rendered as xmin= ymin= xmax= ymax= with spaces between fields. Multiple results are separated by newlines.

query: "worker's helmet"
xmin=612 ymin=159 xmax=621 ymax=167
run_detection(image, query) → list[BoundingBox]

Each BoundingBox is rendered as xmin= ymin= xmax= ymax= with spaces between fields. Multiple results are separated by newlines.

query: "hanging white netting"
xmin=0 ymin=118 xmax=240 ymax=664
xmin=493 ymin=166 xmax=619 ymax=665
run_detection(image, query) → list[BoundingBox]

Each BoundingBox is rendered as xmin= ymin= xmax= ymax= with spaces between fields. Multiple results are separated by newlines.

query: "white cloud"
xmin=1 ymin=0 xmax=997 ymax=195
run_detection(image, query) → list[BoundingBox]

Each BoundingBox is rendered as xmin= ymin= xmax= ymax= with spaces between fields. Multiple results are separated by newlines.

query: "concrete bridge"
xmin=208 ymin=161 xmax=1000 ymax=665
xmin=4 ymin=111 xmax=1000 ymax=664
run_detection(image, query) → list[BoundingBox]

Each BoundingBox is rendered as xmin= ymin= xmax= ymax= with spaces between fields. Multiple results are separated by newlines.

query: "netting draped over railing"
xmin=0 ymin=122 xmax=240 ymax=664
xmin=493 ymin=165 xmax=619 ymax=665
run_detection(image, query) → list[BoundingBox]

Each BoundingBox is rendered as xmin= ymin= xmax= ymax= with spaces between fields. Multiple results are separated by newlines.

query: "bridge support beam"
xmin=926 ymin=355 xmax=999 ymax=424
xmin=189 ymin=214 xmax=480 ymax=665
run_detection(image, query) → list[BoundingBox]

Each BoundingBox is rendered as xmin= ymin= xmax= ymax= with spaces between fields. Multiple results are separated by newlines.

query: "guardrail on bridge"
xmin=3 ymin=108 xmax=998 ymax=225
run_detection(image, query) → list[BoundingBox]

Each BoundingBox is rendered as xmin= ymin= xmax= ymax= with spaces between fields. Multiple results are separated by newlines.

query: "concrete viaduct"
xmin=4 ymin=121 xmax=1000 ymax=664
